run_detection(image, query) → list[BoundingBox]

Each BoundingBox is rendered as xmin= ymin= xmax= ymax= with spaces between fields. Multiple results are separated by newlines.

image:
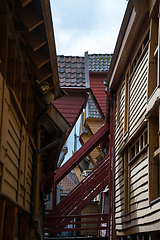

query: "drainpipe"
xmin=31 ymin=103 xmax=49 ymax=223
xmin=104 ymin=80 xmax=114 ymax=240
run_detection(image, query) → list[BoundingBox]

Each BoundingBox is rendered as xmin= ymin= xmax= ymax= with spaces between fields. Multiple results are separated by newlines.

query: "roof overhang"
xmin=107 ymin=0 xmax=149 ymax=91
xmin=12 ymin=0 xmax=61 ymax=99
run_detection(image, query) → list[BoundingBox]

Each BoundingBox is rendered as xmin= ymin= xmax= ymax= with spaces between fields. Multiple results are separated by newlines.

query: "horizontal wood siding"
xmin=53 ymin=92 xmax=86 ymax=127
xmin=129 ymin=50 xmax=148 ymax=136
xmin=114 ymin=49 xmax=150 ymax=234
xmin=114 ymin=81 xmax=125 ymax=160
xmin=90 ymin=73 xmax=107 ymax=115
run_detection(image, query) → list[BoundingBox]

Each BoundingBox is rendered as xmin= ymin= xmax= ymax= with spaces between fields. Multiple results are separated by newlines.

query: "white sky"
xmin=50 ymin=0 xmax=128 ymax=56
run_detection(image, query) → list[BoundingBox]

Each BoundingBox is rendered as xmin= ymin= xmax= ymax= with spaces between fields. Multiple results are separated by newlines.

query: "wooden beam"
xmin=31 ymin=62 xmax=52 ymax=82
xmin=6 ymin=39 xmax=16 ymax=89
xmin=16 ymin=3 xmax=43 ymax=32
xmin=74 ymin=165 xmax=83 ymax=182
xmin=3 ymin=206 xmax=17 ymax=240
xmin=134 ymin=0 xmax=148 ymax=13
xmin=27 ymin=47 xmax=50 ymax=68
xmin=21 ymin=81 xmax=28 ymax=117
xmin=40 ymin=0 xmax=61 ymax=99
xmin=153 ymin=147 xmax=160 ymax=158
xmin=26 ymin=95 xmax=34 ymax=136
xmin=0 ymin=198 xmax=6 ymax=240
xmin=19 ymin=214 xmax=28 ymax=239
xmin=22 ymin=29 xmax=47 ymax=51
xmin=15 ymin=59 xmax=23 ymax=103
xmin=0 ymin=13 xmax=8 ymax=80
xmin=19 ymin=0 xmax=32 ymax=7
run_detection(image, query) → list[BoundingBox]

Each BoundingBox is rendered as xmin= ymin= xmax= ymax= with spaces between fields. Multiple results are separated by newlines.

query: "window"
xmin=130 ymin=129 xmax=148 ymax=163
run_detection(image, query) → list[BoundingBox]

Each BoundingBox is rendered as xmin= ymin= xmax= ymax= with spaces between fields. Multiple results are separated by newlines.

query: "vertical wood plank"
xmin=17 ymin=124 xmax=26 ymax=204
xmin=3 ymin=206 xmax=17 ymax=240
xmin=15 ymin=59 xmax=23 ymax=103
xmin=0 ymin=198 xmax=6 ymax=240
xmin=19 ymin=214 xmax=28 ymax=240
xmin=0 ymin=12 xmax=8 ymax=80
xmin=24 ymin=136 xmax=29 ymax=208
xmin=6 ymin=39 xmax=16 ymax=89
xmin=26 ymin=94 xmax=34 ymax=137
xmin=21 ymin=81 xmax=28 ymax=117
xmin=0 ymin=83 xmax=10 ymax=192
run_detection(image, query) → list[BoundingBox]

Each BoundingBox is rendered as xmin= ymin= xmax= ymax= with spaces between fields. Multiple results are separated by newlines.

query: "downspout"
xmin=31 ymin=103 xmax=49 ymax=223
xmin=104 ymin=80 xmax=114 ymax=239
xmin=109 ymin=92 xmax=114 ymax=240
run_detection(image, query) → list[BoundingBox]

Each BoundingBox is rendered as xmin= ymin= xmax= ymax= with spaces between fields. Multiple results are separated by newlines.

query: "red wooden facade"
xmin=53 ymin=89 xmax=88 ymax=140
xmin=89 ymin=72 xmax=107 ymax=118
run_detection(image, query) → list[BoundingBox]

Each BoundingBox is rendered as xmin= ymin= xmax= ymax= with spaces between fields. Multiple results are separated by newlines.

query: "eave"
xmin=107 ymin=0 xmax=149 ymax=91
xmin=14 ymin=0 xmax=61 ymax=98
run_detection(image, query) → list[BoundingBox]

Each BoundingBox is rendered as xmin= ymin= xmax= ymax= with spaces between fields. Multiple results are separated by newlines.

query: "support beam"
xmin=54 ymin=123 xmax=110 ymax=183
xmin=3 ymin=206 xmax=17 ymax=240
xmin=16 ymin=3 xmax=43 ymax=32
xmin=0 ymin=12 xmax=8 ymax=80
xmin=0 ymin=198 xmax=6 ymax=240
xmin=22 ymin=29 xmax=47 ymax=51
xmin=27 ymin=47 xmax=50 ymax=68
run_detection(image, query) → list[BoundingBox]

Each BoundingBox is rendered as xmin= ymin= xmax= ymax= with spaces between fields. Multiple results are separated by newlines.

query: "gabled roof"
xmin=89 ymin=54 xmax=112 ymax=72
xmin=88 ymin=95 xmax=101 ymax=119
xmin=57 ymin=55 xmax=85 ymax=87
xmin=57 ymin=54 xmax=112 ymax=88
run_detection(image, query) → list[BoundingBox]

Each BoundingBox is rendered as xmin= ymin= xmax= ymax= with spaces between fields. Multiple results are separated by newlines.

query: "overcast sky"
xmin=50 ymin=0 xmax=128 ymax=56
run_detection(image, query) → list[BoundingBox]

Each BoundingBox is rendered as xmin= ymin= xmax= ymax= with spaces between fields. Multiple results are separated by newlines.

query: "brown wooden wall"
xmin=0 ymin=73 xmax=33 ymax=212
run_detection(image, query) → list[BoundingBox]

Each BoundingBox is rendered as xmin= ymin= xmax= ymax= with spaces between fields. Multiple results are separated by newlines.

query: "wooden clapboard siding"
xmin=86 ymin=118 xmax=104 ymax=135
xmin=114 ymin=82 xmax=125 ymax=159
xmin=80 ymin=133 xmax=100 ymax=164
xmin=129 ymin=50 xmax=148 ymax=136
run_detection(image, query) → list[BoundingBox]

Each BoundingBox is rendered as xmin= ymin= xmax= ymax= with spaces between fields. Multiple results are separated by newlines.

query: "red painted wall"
xmin=89 ymin=72 xmax=107 ymax=116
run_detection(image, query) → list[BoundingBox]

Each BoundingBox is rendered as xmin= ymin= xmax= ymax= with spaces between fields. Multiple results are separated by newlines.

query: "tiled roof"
xmin=57 ymin=55 xmax=85 ymax=87
xmin=57 ymin=53 xmax=112 ymax=88
xmin=89 ymin=54 xmax=112 ymax=72
xmin=88 ymin=95 xmax=101 ymax=119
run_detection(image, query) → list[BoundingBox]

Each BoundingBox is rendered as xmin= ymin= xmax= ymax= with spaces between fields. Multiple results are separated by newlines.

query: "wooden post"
xmin=0 ymin=198 xmax=6 ymax=240
xmin=3 ymin=206 xmax=17 ymax=240
xmin=0 ymin=12 xmax=8 ymax=80
xmin=6 ymin=39 xmax=16 ymax=89
xmin=19 ymin=214 xmax=29 ymax=240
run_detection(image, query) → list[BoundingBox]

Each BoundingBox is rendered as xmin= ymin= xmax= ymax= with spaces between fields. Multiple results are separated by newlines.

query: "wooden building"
xmin=0 ymin=0 xmax=69 ymax=239
xmin=106 ymin=0 xmax=160 ymax=239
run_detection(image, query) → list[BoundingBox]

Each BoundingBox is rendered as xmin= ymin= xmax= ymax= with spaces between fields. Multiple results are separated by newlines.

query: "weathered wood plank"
xmin=23 ymin=29 xmax=46 ymax=51
xmin=0 ymin=13 xmax=8 ymax=80
xmin=0 ymin=198 xmax=6 ymax=240
xmin=27 ymin=47 xmax=50 ymax=68
xmin=3 ymin=206 xmax=17 ymax=240
xmin=19 ymin=214 xmax=29 ymax=239
xmin=16 ymin=3 xmax=43 ymax=31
